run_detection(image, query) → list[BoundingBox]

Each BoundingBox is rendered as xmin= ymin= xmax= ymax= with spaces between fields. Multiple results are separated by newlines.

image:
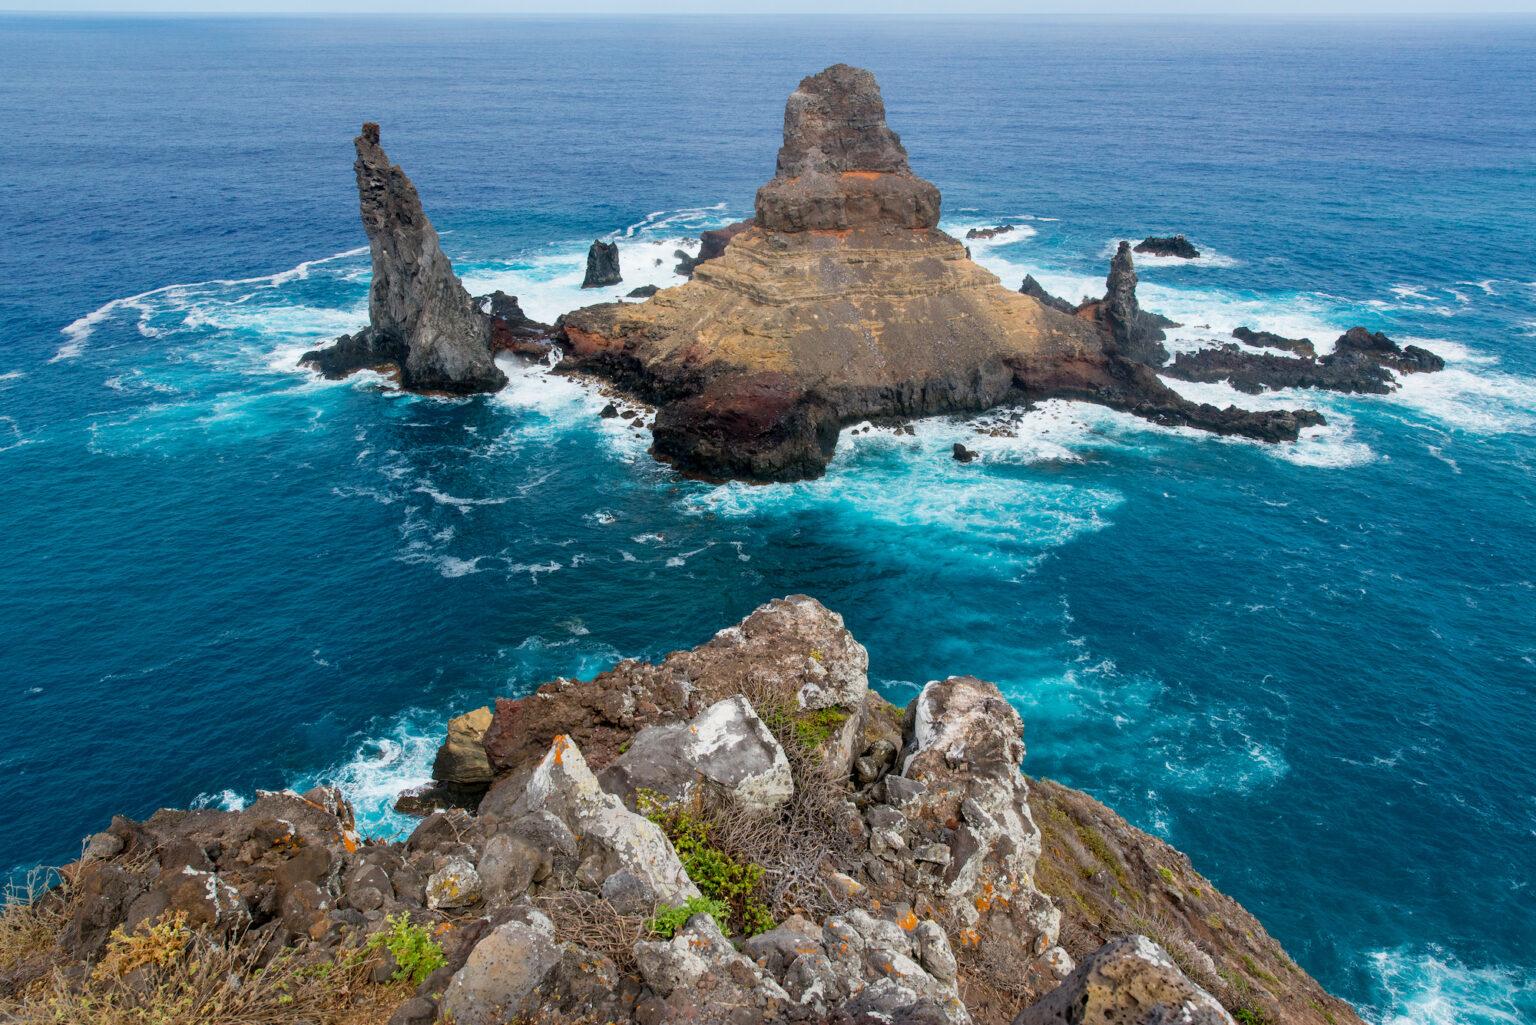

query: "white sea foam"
xmin=291 ymin=713 xmax=440 ymax=840
xmin=53 ymin=246 xmax=367 ymax=361
xmin=0 ymin=371 xmax=23 ymax=383
xmin=940 ymin=219 xmax=1040 ymax=247
xmin=1365 ymin=946 xmax=1535 ymax=1025
xmin=682 ymin=408 xmax=1125 ymax=552
xmin=0 ymin=416 xmax=33 ymax=454
xmin=190 ymin=789 xmax=248 ymax=812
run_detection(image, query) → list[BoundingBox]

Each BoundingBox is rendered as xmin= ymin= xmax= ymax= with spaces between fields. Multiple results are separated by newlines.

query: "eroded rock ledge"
xmin=24 ymin=597 xmax=1364 ymax=1025
xmin=558 ymin=64 xmax=1323 ymax=482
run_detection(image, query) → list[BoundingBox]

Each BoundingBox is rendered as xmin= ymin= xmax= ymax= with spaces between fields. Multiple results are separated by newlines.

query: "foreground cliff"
xmin=559 ymin=64 xmax=1322 ymax=482
xmin=1 ymin=597 xmax=1361 ymax=1025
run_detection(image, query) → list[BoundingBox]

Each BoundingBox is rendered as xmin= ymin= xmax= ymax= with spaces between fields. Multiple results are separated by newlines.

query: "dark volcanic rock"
xmin=697 ymin=219 xmax=753 ymax=263
xmin=1134 ymin=234 xmax=1201 ymax=259
xmin=480 ymin=290 xmax=554 ymax=357
xmin=626 ymin=284 xmax=660 ymax=298
xmin=952 ymin=442 xmax=977 ymax=462
xmin=581 ymin=240 xmax=622 ymax=289
xmin=754 ymin=64 xmax=941 ymax=232
xmin=967 ymin=224 xmax=1014 ymax=240
xmin=1166 ymin=327 xmax=1443 ymax=396
xmin=1232 ymin=325 xmax=1315 ymax=358
xmin=1165 ymin=345 xmax=1396 ymax=395
xmin=1334 ymin=326 xmax=1445 ymax=373
xmin=1020 ymin=275 xmax=1077 ymax=315
xmin=1078 ymin=242 xmax=1171 ymax=367
xmin=301 ymin=123 xmax=505 ymax=395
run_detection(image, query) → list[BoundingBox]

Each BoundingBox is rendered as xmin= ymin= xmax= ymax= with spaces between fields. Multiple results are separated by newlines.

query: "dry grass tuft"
xmin=0 ymin=869 xmax=74 ymax=1001
xmin=702 ymin=734 xmax=863 ymax=924
xmin=534 ymin=892 xmax=646 ymax=977
xmin=0 ymin=881 xmax=404 ymax=1025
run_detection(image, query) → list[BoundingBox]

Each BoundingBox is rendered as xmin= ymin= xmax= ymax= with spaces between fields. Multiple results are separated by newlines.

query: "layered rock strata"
xmin=301 ymin=123 xmax=506 ymax=394
xmin=559 ymin=65 xmax=1323 ymax=482
xmin=32 ymin=597 xmax=1364 ymax=1025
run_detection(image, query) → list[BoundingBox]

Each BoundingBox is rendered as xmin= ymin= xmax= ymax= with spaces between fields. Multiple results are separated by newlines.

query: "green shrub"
xmin=791 ymin=707 xmax=849 ymax=750
xmin=365 ymin=911 xmax=445 ymax=986
xmin=638 ymin=791 xmax=775 ymax=937
xmin=647 ymin=896 xmax=730 ymax=938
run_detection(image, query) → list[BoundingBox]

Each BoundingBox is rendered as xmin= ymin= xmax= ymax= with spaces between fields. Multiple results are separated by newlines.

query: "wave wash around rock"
xmin=27 ymin=596 xmax=1364 ymax=1025
xmin=560 ymin=64 xmax=1323 ymax=482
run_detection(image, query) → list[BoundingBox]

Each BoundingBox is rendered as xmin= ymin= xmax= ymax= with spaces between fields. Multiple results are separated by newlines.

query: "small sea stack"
xmin=581 ymin=240 xmax=622 ymax=288
xmin=300 ymin=123 xmax=506 ymax=395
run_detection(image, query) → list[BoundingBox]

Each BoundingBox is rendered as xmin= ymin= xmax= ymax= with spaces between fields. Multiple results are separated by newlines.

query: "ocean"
xmin=1 ymin=13 xmax=1533 ymax=1023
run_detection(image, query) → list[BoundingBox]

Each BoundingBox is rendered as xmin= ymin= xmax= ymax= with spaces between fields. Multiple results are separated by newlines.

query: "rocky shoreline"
xmin=5 ymin=596 xmax=1364 ymax=1025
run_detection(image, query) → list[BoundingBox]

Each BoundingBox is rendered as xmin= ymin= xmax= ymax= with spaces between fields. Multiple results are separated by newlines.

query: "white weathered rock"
xmin=425 ymin=856 xmax=482 ymax=910
xmin=506 ymin=735 xmax=698 ymax=907
xmin=599 ymin=695 xmax=793 ymax=814
xmin=1011 ymin=934 xmax=1234 ymax=1025
xmin=634 ymin=914 xmax=792 ymax=1021
xmin=439 ymin=912 xmax=561 ymax=1025
xmin=882 ymin=676 xmax=1070 ymax=993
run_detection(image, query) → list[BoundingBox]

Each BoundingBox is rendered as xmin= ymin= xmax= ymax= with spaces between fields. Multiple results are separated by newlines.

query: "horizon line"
xmin=5 ymin=7 xmax=1536 ymax=16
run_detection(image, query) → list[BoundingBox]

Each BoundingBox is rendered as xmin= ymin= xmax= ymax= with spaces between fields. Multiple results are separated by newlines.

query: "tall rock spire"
xmin=303 ymin=123 xmax=505 ymax=394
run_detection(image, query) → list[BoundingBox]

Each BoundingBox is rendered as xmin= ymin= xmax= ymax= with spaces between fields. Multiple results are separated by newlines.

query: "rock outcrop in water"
xmin=18 ymin=597 xmax=1365 ymax=1025
xmin=1134 ymin=234 xmax=1200 ymax=259
xmin=559 ymin=65 xmax=1323 ymax=482
xmin=300 ymin=123 xmax=506 ymax=395
xmin=1166 ymin=326 xmax=1446 ymax=395
xmin=1075 ymin=242 xmax=1172 ymax=367
xmin=1232 ymin=325 xmax=1315 ymax=358
xmin=582 ymin=240 xmax=622 ymax=288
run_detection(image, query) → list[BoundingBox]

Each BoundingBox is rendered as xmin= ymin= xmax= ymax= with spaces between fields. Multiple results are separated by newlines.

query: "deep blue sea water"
xmin=2 ymin=14 xmax=1534 ymax=1023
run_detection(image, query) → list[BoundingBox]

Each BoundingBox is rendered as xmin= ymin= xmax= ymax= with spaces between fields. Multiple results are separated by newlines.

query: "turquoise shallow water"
xmin=2 ymin=15 xmax=1534 ymax=1023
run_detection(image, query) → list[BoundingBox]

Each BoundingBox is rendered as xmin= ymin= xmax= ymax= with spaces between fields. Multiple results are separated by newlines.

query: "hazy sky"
xmin=5 ymin=0 xmax=1534 ymax=13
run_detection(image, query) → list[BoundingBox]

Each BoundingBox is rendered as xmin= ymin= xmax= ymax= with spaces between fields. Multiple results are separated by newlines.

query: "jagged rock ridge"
xmin=24 ymin=597 xmax=1365 ymax=1025
xmin=301 ymin=124 xmax=506 ymax=395
xmin=560 ymin=65 xmax=1323 ymax=482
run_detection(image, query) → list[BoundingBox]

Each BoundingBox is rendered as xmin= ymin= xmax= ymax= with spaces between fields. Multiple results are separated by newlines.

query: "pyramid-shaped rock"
xmin=561 ymin=66 xmax=1319 ymax=482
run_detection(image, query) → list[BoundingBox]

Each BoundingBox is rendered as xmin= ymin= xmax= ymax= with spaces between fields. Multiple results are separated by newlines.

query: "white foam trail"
xmin=53 ymin=246 xmax=368 ymax=361
xmin=1366 ymin=946 xmax=1534 ymax=1025
xmin=683 ymin=406 xmax=1126 ymax=550
xmin=0 ymin=371 xmax=24 ymax=383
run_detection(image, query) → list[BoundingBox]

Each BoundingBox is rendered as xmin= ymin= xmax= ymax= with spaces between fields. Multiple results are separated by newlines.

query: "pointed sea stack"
xmin=1075 ymin=242 xmax=1172 ymax=367
xmin=560 ymin=66 xmax=1322 ymax=482
xmin=301 ymin=123 xmax=505 ymax=395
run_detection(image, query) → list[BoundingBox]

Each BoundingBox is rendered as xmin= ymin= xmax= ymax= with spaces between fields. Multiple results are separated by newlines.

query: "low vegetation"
xmin=638 ymin=790 xmax=775 ymax=937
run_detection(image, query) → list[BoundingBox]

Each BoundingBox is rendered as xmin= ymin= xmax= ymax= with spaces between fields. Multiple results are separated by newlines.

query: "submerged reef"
xmin=5 ymin=596 xmax=1363 ymax=1025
